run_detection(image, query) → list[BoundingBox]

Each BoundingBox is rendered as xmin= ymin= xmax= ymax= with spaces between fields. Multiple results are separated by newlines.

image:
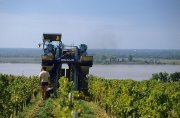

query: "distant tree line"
xmin=1 ymin=48 xmax=180 ymax=64
xmin=151 ymin=72 xmax=180 ymax=82
xmin=89 ymin=49 xmax=180 ymax=60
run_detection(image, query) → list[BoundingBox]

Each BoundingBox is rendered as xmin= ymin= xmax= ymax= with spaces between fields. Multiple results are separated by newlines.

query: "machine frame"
xmin=41 ymin=33 xmax=93 ymax=97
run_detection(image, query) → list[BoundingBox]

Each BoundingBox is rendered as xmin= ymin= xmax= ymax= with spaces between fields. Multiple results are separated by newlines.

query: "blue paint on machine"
xmin=40 ymin=33 xmax=93 ymax=97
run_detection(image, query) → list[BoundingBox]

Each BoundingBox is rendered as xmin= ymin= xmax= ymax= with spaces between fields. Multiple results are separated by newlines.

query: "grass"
xmin=77 ymin=100 xmax=109 ymax=118
xmin=35 ymin=99 xmax=54 ymax=118
xmin=51 ymin=98 xmax=108 ymax=118
xmin=17 ymin=94 xmax=42 ymax=118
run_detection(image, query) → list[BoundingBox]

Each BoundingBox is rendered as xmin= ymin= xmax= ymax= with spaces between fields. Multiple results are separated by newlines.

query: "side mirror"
xmin=38 ymin=43 xmax=41 ymax=48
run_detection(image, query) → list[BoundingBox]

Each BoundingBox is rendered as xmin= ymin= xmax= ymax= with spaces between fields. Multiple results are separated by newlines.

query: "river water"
xmin=0 ymin=63 xmax=180 ymax=80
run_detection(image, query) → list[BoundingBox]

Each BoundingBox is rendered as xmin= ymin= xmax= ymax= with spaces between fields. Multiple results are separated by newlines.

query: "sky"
xmin=0 ymin=0 xmax=180 ymax=49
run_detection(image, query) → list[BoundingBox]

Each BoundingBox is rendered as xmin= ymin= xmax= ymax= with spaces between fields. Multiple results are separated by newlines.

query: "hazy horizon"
xmin=1 ymin=47 xmax=180 ymax=50
xmin=0 ymin=0 xmax=180 ymax=49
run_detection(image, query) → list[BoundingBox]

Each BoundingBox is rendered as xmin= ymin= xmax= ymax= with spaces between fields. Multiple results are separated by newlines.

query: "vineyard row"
xmin=88 ymin=75 xmax=180 ymax=117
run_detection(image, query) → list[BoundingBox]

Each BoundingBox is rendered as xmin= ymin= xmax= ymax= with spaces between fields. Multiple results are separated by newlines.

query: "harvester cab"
xmin=41 ymin=33 xmax=93 ymax=97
